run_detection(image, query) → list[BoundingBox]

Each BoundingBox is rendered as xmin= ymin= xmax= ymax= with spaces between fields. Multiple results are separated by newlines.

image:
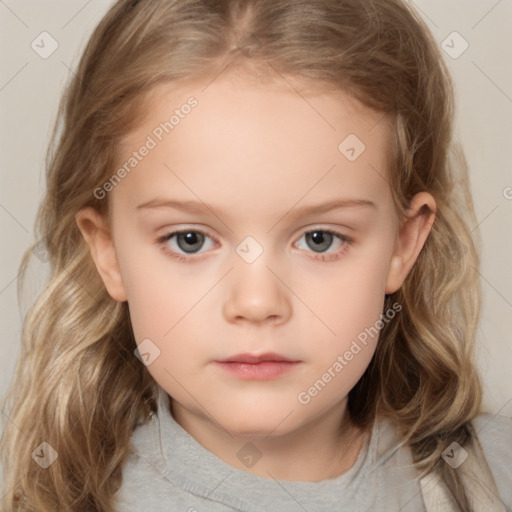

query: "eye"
xmin=294 ymin=229 xmax=351 ymax=262
xmin=157 ymin=228 xmax=217 ymax=261
xmin=156 ymin=227 xmax=351 ymax=263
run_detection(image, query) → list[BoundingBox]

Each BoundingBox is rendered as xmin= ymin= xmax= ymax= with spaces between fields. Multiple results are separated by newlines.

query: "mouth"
xmin=216 ymin=352 xmax=299 ymax=364
xmin=214 ymin=352 xmax=301 ymax=380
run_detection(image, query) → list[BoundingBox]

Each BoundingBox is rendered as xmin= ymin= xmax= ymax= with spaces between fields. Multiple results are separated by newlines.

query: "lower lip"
xmin=215 ymin=361 xmax=300 ymax=380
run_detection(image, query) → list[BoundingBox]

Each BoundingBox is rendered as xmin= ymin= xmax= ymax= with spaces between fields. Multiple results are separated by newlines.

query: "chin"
xmin=217 ymin=412 xmax=298 ymax=439
xmin=226 ymin=424 xmax=285 ymax=438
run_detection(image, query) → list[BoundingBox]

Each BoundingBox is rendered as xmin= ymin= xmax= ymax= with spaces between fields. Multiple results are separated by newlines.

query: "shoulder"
xmin=115 ymin=451 xmax=160 ymax=501
xmin=471 ymin=412 xmax=512 ymax=507
xmin=115 ymin=452 xmax=189 ymax=511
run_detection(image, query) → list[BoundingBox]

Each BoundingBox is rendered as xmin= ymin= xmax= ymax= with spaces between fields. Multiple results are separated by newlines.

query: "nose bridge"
xmin=222 ymin=238 xmax=291 ymax=324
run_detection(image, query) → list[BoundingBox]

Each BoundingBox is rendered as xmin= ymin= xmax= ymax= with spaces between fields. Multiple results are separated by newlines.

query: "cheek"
xmin=307 ymin=246 xmax=394 ymax=379
xmin=113 ymin=233 xmax=184 ymax=337
xmin=297 ymin=278 xmax=391 ymax=410
xmin=123 ymin=266 xmax=204 ymax=344
xmin=313 ymin=250 xmax=391 ymax=333
xmin=115 ymin=236 xmax=218 ymax=374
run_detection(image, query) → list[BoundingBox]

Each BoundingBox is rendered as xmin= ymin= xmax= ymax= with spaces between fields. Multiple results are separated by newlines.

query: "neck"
xmin=169 ymin=396 xmax=369 ymax=482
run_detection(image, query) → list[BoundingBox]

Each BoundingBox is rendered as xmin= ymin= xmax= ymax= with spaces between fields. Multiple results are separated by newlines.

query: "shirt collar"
xmin=130 ymin=384 xmax=405 ymax=510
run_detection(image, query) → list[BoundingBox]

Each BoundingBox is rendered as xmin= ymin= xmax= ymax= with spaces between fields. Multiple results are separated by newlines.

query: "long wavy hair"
xmin=1 ymin=0 xmax=484 ymax=510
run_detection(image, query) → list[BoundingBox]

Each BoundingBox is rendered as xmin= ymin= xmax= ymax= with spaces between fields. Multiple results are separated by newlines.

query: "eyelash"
xmin=156 ymin=227 xmax=352 ymax=263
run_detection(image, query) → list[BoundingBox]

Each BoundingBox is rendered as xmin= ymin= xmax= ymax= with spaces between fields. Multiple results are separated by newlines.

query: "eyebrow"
xmin=136 ymin=197 xmax=377 ymax=220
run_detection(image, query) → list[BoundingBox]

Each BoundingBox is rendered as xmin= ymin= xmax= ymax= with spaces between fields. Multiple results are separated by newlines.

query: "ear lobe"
xmin=75 ymin=207 xmax=128 ymax=302
xmin=385 ymin=192 xmax=436 ymax=295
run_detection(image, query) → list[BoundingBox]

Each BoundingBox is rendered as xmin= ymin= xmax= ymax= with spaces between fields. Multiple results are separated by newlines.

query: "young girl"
xmin=1 ymin=0 xmax=511 ymax=510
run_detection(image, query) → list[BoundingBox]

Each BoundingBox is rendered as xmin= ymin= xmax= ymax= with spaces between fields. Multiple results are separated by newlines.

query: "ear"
xmin=75 ymin=207 xmax=128 ymax=302
xmin=385 ymin=192 xmax=436 ymax=294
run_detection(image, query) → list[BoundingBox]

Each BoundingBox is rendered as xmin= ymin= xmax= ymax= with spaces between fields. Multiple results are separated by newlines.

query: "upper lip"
xmin=216 ymin=352 xmax=299 ymax=363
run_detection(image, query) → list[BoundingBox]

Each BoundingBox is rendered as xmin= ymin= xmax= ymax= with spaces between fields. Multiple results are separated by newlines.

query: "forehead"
xmin=114 ymin=71 xmax=393 ymax=214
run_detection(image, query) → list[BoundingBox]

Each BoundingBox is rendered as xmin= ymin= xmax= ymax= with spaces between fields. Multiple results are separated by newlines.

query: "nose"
xmin=222 ymin=257 xmax=292 ymax=326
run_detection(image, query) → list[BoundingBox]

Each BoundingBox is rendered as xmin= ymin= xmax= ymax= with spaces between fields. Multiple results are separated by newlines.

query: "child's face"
xmin=79 ymin=71 xmax=433 ymax=437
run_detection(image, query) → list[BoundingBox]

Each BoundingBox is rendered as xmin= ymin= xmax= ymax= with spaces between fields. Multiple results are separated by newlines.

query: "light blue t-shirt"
xmin=115 ymin=385 xmax=512 ymax=511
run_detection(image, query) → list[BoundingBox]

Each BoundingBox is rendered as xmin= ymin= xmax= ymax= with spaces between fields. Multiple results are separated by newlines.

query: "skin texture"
xmin=76 ymin=69 xmax=436 ymax=482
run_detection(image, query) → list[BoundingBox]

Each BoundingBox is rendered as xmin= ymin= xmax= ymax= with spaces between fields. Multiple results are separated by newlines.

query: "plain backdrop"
xmin=1 ymin=0 xmax=511 ymax=483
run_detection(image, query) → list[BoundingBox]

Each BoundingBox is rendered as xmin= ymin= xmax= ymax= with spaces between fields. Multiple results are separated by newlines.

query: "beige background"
xmin=1 ymin=0 xmax=511 ymax=482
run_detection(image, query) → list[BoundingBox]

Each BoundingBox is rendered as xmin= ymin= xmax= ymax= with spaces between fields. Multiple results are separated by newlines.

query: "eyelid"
xmin=298 ymin=224 xmax=352 ymax=241
xmin=156 ymin=224 xmax=219 ymax=240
